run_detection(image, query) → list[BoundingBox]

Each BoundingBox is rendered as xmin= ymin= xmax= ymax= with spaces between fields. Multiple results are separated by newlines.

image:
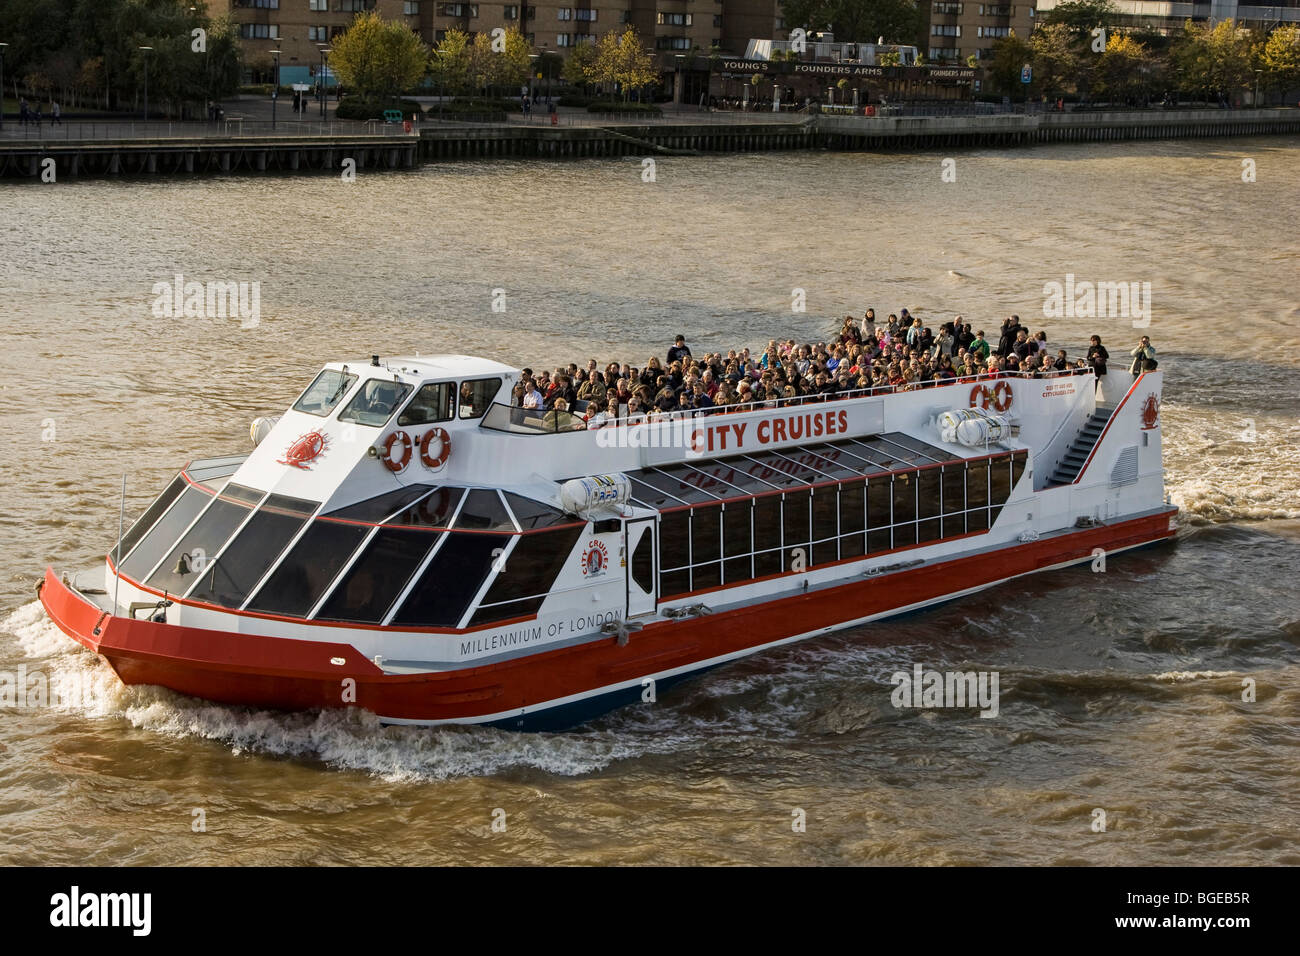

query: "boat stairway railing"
xmin=1046 ymin=405 xmax=1115 ymax=486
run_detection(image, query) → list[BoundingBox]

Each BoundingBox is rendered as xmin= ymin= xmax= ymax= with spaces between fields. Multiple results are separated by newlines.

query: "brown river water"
xmin=1 ymin=138 xmax=1298 ymax=865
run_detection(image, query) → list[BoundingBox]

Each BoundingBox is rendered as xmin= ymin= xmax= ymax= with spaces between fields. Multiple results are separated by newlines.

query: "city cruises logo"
xmin=1042 ymin=274 xmax=1152 ymax=327
xmin=581 ymin=539 xmax=609 ymax=578
xmin=150 ymin=272 xmax=261 ymax=328
xmin=1141 ymin=394 xmax=1161 ymax=429
xmin=890 ymin=663 xmax=1000 ymax=718
xmin=278 ymin=430 xmax=329 ymax=469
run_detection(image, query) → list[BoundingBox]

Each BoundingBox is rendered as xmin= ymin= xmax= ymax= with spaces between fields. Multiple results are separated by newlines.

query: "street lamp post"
xmin=270 ymin=49 xmax=281 ymax=129
xmin=0 ymin=43 xmax=8 ymax=132
xmin=1254 ymin=69 xmax=1263 ymax=108
xmin=139 ymin=46 xmax=153 ymax=122
xmin=319 ymin=45 xmax=330 ymax=119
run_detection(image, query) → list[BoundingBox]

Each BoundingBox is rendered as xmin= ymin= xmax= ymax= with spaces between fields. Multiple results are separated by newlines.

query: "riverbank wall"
xmin=2 ymin=108 xmax=1297 ymax=180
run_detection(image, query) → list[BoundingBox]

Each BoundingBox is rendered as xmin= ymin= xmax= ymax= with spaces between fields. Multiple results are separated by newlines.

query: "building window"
xmin=558 ymin=7 xmax=571 ymax=19
xmin=235 ymin=0 xmax=279 ymax=8
xmin=928 ymin=46 xmax=960 ymax=59
xmin=713 ymin=14 xmax=721 ymax=26
xmin=575 ymin=8 xmax=596 ymax=20
xmin=657 ymin=12 xmax=691 ymax=26
xmin=557 ymin=32 xmax=573 ymax=45
xmin=338 ymin=0 xmax=369 ymax=11
xmin=308 ymin=25 xmax=327 ymax=41
xmin=239 ymin=24 xmax=281 ymax=39
xmin=978 ymin=26 xmax=1011 ymax=37
xmin=980 ymin=4 xmax=1015 ymax=14
xmin=437 ymin=2 xmax=477 ymax=15
xmin=655 ymin=36 xmax=691 ymax=49
xmin=404 ymin=0 xmax=419 ymax=13
xmin=931 ymin=24 xmax=960 ymax=36
xmin=504 ymin=4 xmax=518 ymax=16
xmin=309 ymin=0 xmax=327 ymax=10
xmin=932 ymin=1 xmax=963 ymax=12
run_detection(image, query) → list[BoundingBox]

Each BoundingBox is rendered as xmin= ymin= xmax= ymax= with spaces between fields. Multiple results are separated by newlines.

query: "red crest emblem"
xmin=581 ymin=540 xmax=609 ymax=578
xmin=1140 ymin=394 xmax=1160 ymax=430
xmin=279 ymin=430 xmax=329 ymax=469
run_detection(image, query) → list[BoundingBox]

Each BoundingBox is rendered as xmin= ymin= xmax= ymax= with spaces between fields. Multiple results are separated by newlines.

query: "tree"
xmin=1039 ymin=0 xmax=1121 ymax=43
xmin=1171 ymin=20 xmax=1259 ymax=103
xmin=329 ymin=10 xmax=428 ymax=101
xmin=778 ymin=0 xmax=925 ymax=47
xmin=562 ymin=39 xmax=598 ymax=94
xmin=1029 ymin=22 xmax=1082 ymax=99
xmin=1262 ymin=25 xmax=1300 ymax=93
xmin=431 ymin=28 xmax=471 ymax=96
xmin=1093 ymin=33 xmax=1161 ymax=103
xmin=986 ymin=30 xmax=1034 ymax=97
xmin=592 ymin=27 xmax=657 ymax=103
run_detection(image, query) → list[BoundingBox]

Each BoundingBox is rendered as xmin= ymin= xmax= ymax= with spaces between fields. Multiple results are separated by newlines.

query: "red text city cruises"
xmin=39 ymin=352 xmax=1176 ymax=729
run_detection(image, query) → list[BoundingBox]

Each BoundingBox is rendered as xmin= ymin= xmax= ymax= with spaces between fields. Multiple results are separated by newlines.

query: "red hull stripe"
xmin=40 ymin=509 xmax=1176 ymax=724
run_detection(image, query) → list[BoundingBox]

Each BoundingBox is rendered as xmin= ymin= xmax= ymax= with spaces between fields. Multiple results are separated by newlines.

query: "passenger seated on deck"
xmin=542 ymin=398 xmax=583 ymax=432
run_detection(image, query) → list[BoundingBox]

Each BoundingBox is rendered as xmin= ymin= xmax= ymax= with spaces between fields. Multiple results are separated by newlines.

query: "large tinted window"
xmin=293 ymin=368 xmax=357 ymax=417
xmin=659 ymin=510 xmax=691 ymax=597
xmin=146 ymin=485 xmax=262 ymax=595
xmin=468 ymin=526 xmax=584 ymax=626
xmin=119 ymin=486 xmax=214 ymax=583
xmin=338 ymin=379 xmax=414 ymax=427
xmin=917 ymin=470 xmax=942 ymax=544
xmin=398 ymin=382 xmax=454 ymax=426
xmin=187 ymin=494 xmax=318 ymax=608
xmin=458 ymin=377 xmax=502 ymax=420
xmin=753 ymin=495 xmax=783 ymax=577
xmin=839 ymin=481 xmax=865 ymax=559
xmin=691 ymin=506 xmax=722 ymax=591
xmin=967 ymin=458 xmax=990 ymax=533
xmin=246 ymin=520 xmax=370 ymax=617
xmin=115 ymin=475 xmax=185 ymax=562
xmin=386 ymin=487 xmax=464 ymax=528
xmin=455 ymin=489 xmax=515 ymax=530
xmin=317 ymin=527 xmax=440 ymax=624
xmin=866 ymin=478 xmax=891 ymax=554
xmin=392 ymin=533 xmax=503 ymax=627
xmin=504 ymin=492 xmax=573 ymax=530
xmin=892 ymin=474 xmax=917 ymax=548
xmin=327 ymin=485 xmax=434 ymax=522
xmin=722 ymin=501 xmax=752 ymax=585
xmin=990 ymin=455 xmax=1011 ymax=525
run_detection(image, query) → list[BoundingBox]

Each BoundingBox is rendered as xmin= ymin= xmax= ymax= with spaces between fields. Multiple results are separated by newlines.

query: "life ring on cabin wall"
xmin=419 ymin=427 xmax=451 ymax=469
xmin=990 ymin=381 xmax=1013 ymax=412
xmin=382 ymin=430 xmax=413 ymax=472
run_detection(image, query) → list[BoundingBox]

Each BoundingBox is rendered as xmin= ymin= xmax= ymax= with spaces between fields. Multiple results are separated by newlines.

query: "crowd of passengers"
xmin=509 ymin=309 xmax=1157 ymax=430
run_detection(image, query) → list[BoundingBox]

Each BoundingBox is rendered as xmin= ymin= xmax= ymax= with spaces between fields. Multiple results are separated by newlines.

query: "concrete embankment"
xmin=2 ymin=108 xmax=1297 ymax=180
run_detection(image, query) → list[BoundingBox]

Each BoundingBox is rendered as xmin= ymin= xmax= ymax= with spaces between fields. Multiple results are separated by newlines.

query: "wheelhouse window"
xmin=457 ymin=377 xmax=502 ymax=420
xmin=398 ymin=382 xmax=454 ymax=426
xmin=293 ymin=368 xmax=357 ymax=418
xmin=338 ymin=379 xmax=414 ymax=427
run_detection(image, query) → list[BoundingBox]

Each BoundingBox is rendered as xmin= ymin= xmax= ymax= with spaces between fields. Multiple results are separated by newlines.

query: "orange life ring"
xmin=991 ymin=381 xmax=1013 ymax=412
xmin=382 ymin=430 xmax=413 ymax=472
xmin=419 ymin=427 xmax=451 ymax=469
xmin=968 ymin=383 xmax=986 ymax=409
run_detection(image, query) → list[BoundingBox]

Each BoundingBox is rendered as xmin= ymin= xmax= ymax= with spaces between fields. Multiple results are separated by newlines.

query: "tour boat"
xmin=38 ymin=353 xmax=1177 ymax=730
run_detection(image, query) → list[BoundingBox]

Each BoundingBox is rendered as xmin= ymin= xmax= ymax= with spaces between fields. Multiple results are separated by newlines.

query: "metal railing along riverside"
xmin=481 ymin=367 xmax=1094 ymax=435
xmin=0 ymin=119 xmax=419 ymax=141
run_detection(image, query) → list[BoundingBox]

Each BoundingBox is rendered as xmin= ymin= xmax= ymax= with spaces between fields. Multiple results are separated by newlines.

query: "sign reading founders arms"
xmin=620 ymin=400 xmax=886 ymax=467
xmin=717 ymin=59 xmax=975 ymax=81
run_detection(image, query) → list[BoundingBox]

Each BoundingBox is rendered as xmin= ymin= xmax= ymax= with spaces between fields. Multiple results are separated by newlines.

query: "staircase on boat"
xmin=1047 ymin=405 xmax=1114 ymax=486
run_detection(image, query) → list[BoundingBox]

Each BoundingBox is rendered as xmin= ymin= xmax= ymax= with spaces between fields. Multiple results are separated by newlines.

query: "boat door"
xmin=624 ymin=517 xmax=656 ymax=617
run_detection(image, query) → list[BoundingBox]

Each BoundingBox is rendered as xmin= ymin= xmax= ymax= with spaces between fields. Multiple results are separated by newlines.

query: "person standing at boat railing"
xmin=1129 ymin=336 xmax=1158 ymax=377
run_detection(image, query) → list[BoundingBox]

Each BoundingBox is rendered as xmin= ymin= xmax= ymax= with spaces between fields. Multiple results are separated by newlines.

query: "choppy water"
xmin=1 ymin=138 xmax=1298 ymax=865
